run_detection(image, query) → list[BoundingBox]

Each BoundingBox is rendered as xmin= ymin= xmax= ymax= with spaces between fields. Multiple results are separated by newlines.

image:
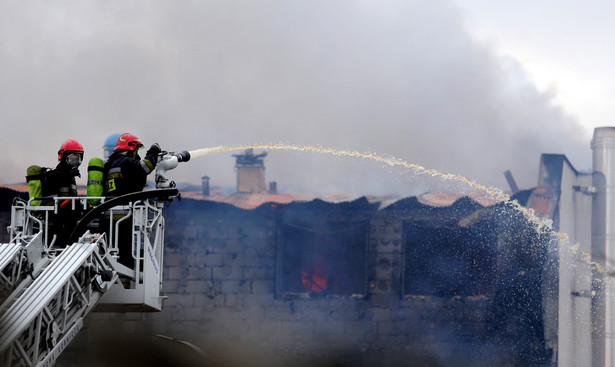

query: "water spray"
xmin=186 ymin=143 xmax=600 ymax=267
xmin=155 ymin=150 xmax=191 ymax=189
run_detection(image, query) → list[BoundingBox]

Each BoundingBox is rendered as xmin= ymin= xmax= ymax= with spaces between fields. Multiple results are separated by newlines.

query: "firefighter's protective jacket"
xmin=44 ymin=161 xmax=78 ymax=197
xmin=104 ymin=146 xmax=159 ymax=196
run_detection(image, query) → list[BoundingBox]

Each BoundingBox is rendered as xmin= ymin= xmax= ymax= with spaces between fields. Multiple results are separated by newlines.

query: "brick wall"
xmin=57 ymin=198 xmax=549 ymax=367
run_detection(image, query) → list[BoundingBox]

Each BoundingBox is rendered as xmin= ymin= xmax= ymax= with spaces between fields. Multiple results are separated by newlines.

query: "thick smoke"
xmin=0 ymin=1 xmax=590 ymax=195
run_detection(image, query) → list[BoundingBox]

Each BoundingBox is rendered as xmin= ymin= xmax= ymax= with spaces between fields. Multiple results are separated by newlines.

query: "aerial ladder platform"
xmin=0 ymin=150 xmax=189 ymax=367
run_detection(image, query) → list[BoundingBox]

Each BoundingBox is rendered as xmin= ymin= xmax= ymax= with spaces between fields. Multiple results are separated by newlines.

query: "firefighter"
xmin=43 ymin=139 xmax=84 ymax=247
xmin=44 ymin=139 xmax=84 ymax=197
xmin=103 ymin=133 xmax=161 ymax=196
xmin=103 ymin=133 xmax=160 ymax=268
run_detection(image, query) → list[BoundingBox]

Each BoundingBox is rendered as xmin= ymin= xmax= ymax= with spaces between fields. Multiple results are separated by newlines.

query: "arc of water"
xmin=188 ymin=143 xmax=605 ymax=272
xmin=190 ymin=143 xmax=510 ymax=198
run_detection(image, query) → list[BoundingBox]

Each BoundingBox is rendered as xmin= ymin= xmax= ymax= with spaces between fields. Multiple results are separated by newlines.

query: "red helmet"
xmin=58 ymin=139 xmax=84 ymax=160
xmin=115 ymin=133 xmax=143 ymax=151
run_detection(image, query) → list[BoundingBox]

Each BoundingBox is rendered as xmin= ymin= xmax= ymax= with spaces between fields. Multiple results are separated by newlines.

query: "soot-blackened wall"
xmin=33 ymin=195 xmax=551 ymax=367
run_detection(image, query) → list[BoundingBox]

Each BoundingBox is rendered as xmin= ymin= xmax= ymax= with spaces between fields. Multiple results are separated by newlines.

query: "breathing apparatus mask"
xmin=65 ymin=151 xmax=83 ymax=177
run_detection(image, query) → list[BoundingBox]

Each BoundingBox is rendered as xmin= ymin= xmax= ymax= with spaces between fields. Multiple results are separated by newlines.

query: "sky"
xmin=458 ymin=0 xmax=615 ymax=132
xmin=0 ymin=1 xmax=604 ymax=196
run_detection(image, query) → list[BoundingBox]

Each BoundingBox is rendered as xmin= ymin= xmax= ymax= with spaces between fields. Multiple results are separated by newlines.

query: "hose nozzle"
xmin=176 ymin=151 xmax=191 ymax=162
xmin=155 ymin=150 xmax=191 ymax=189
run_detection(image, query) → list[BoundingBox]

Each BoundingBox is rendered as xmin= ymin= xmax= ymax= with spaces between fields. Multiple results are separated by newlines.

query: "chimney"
xmin=201 ymin=175 xmax=210 ymax=196
xmin=233 ymin=149 xmax=267 ymax=193
xmin=269 ymin=181 xmax=277 ymax=194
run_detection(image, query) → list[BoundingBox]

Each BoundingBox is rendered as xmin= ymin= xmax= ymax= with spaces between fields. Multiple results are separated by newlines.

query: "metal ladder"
xmin=0 ymin=232 xmax=115 ymax=367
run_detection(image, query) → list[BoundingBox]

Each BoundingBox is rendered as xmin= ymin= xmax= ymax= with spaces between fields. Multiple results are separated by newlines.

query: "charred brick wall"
xmin=62 ymin=198 xmax=550 ymax=366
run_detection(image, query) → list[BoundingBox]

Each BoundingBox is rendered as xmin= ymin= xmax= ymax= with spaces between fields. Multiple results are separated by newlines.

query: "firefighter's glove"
xmin=148 ymin=143 xmax=161 ymax=156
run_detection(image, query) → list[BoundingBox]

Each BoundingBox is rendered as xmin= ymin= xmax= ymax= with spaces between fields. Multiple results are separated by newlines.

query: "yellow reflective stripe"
xmin=141 ymin=159 xmax=155 ymax=173
xmin=107 ymin=172 xmax=122 ymax=179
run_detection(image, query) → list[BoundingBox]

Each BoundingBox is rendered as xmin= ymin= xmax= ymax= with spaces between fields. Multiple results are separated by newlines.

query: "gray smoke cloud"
xmin=0 ymin=1 xmax=591 ymax=196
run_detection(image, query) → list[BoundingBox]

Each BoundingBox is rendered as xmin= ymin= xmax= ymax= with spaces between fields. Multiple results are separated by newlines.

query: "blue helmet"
xmin=103 ymin=133 xmax=121 ymax=158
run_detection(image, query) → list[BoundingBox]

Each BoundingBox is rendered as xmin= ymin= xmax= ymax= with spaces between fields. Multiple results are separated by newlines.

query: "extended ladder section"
xmin=0 ymin=233 xmax=113 ymax=367
xmin=0 ymin=242 xmax=25 ymax=303
xmin=0 ymin=232 xmax=50 ymax=315
xmin=0 ymin=188 xmax=178 ymax=367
